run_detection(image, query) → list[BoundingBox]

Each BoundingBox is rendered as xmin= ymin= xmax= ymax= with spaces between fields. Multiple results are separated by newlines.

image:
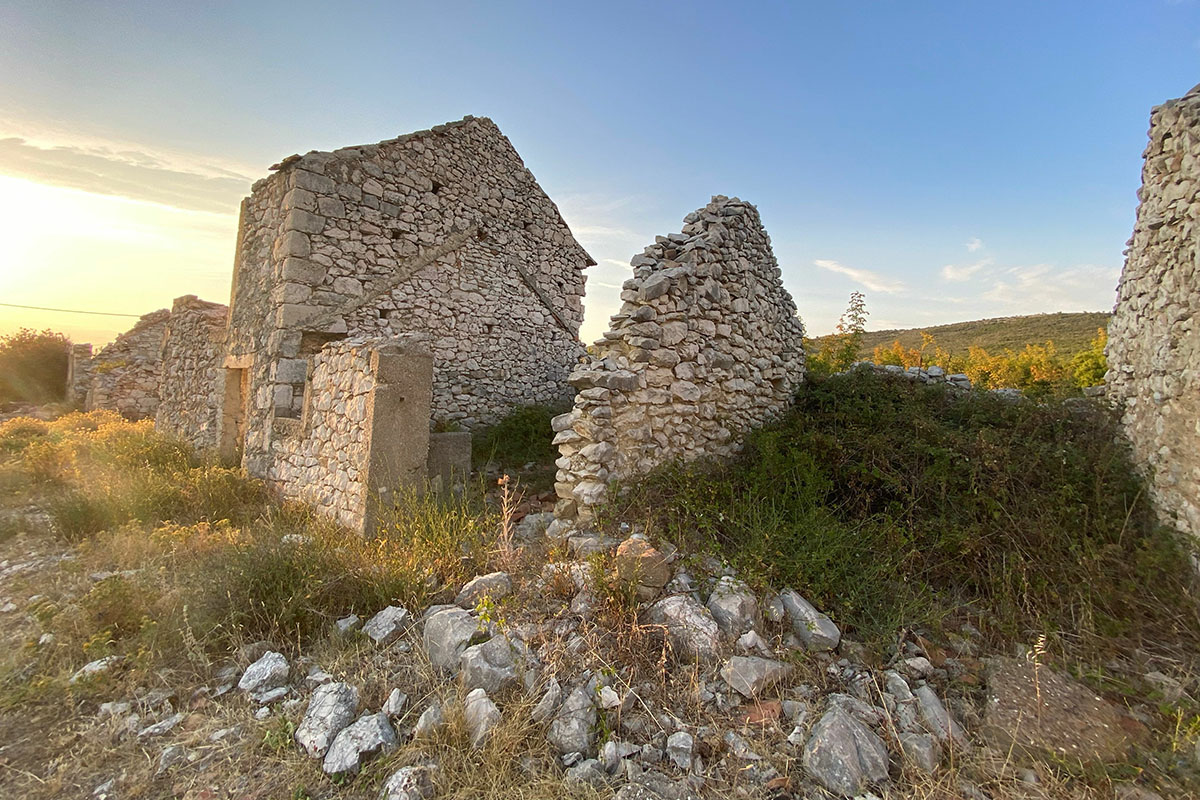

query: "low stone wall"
xmin=87 ymin=309 xmax=170 ymax=421
xmin=1107 ymin=85 xmax=1200 ymax=539
xmin=269 ymin=335 xmax=433 ymax=532
xmin=553 ymin=196 xmax=806 ymax=522
xmin=155 ymin=296 xmax=229 ymax=451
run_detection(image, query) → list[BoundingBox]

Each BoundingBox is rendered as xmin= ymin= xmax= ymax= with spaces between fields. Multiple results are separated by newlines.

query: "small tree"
xmin=0 ymin=328 xmax=71 ymax=403
xmin=809 ymin=292 xmax=869 ymax=376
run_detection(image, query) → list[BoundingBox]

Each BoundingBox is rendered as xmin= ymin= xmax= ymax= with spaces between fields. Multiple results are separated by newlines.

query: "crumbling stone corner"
xmin=553 ymin=195 xmax=807 ymax=524
xmin=1107 ymin=83 xmax=1200 ymax=541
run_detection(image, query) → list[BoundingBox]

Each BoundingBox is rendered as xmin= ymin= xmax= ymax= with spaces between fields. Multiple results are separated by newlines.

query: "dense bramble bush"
xmin=0 ymin=328 xmax=70 ymax=403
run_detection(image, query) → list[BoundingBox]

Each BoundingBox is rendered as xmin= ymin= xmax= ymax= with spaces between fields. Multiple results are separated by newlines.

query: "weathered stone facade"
xmin=80 ymin=309 xmax=170 ymax=421
xmin=223 ymin=115 xmax=591 ymax=517
xmin=553 ymin=196 xmax=806 ymax=522
xmin=270 ymin=335 xmax=433 ymax=532
xmin=66 ymin=344 xmax=94 ymax=407
xmin=1107 ymin=84 xmax=1200 ymax=540
xmin=155 ymin=296 xmax=229 ymax=451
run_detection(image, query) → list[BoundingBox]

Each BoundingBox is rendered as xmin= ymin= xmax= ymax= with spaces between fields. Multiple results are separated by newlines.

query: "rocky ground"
xmin=0 ymin=495 xmax=1192 ymax=800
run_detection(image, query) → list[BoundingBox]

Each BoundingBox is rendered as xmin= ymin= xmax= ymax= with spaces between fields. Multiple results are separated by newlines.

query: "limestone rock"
xmin=779 ymin=589 xmax=840 ymax=651
xmin=802 ymin=707 xmax=889 ymax=796
xmin=459 ymin=635 xmax=520 ymax=693
xmin=380 ymin=765 xmax=436 ymax=800
xmin=914 ymin=684 xmax=967 ymax=747
xmin=666 ymin=730 xmax=694 ymax=771
xmin=720 ymin=656 xmax=792 ymax=698
xmin=548 ymin=683 xmax=597 ymax=755
xmin=455 ymin=572 xmax=512 ymax=608
xmin=646 ymin=595 xmax=720 ymax=662
xmin=70 ymin=656 xmax=121 ymax=684
xmin=295 ymin=681 xmax=359 ymax=758
xmin=980 ymin=657 xmax=1148 ymax=763
xmin=413 ymin=702 xmax=444 ymax=739
xmin=423 ymin=607 xmax=482 ymax=674
xmin=382 ymin=688 xmax=408 ymax=718
xmin=706 ymin=577 xmax=758 ymax=637
xmin=463 ymin=688 xmax=501 ymax=748
xmin=362 ymin=606 xmax=411 ymax=646
xmin=322 ymin=712 xmax=398 ymax=776
xmin=898 ymin=731 xmax=940 ymax=772
xmin=531 ymin=677 xmax=562 ymax=723
xmin=613 ymin=537 xmax=672 ymax=599
xmin=238 ymin=651 xmax=289 ymax=699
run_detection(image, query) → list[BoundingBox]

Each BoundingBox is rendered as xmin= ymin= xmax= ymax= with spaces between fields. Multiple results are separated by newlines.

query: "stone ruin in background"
xmin=67 ymin=309 xmax=171 ymax=421
xmin=71 ymin=116 xmax=596 ymax=532
xmin=553 ymin=196 xmax=807 ymax=524
xmin=1107 ymin=83 xmax=1200 ymax=542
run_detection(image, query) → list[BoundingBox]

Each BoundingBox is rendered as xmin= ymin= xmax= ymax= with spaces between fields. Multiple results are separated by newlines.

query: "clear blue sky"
xmin=1 ymin=1 xmax=1197 ymax=343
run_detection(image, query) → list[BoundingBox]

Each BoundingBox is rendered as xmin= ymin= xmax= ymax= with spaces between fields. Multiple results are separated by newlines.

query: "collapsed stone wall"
xmin=155 ymin=296 xmax=229 ymax=451
xmin=270 ymin=335 xmax=433 ymax=532
xmin=1107 ymin=85 xmax=1200 ymax=540
xmin=553 ymin=196 xmax=806 ymax=522
xmin=226 ymin=115 xmax=591 ymax=480
xmin=86 ymin=309 xmax=170 ymax=421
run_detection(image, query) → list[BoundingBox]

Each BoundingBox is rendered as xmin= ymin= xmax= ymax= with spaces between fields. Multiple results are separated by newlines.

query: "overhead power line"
xmin=0 ymin=301 xmax=141 ymax=318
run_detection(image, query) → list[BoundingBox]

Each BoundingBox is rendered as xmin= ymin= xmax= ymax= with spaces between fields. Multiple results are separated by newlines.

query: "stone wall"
xmin=1107 ymin=84 xmax=1200 ymax=540
xmin=269 ymin=335 xmax=433 ymax=532
xmin=553 ymin=196 xmax=807 ymax=522
xmin=66 ymin=344 xmax=93 ymax=407
xmin=85 ymin=309 xmax=170 ymax=421
xmin=155 ymin=296 xmax=229 ymax=451
xmin=225 ymin=115 xmax=592 ymax=481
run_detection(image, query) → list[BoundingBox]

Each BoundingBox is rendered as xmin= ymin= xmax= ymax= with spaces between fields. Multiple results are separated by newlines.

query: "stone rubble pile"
xmin=64 ymin=524 xmax=1163 ymax=800
xmin=553 ymin=196 xmax=807 ymax=523
xmin=74 ymin=308 xmax=171 ymax=421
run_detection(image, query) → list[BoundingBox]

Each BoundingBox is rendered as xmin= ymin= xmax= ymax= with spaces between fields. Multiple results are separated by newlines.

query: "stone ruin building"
xmin=67 ymin=308 xmax=171 ymax=421
xmin=219 ymin=115 xmax=592 ymax=529
xmin=1108 ymin=83 xmax=1200 ymax=541
xmin=553 ymin=195 xmax=807 ymax=524
xmin=66 ymin=118 xmax=818 ymax=533
xmin=67 ymin=116 xmax=592 ymax=531
xmin=155 ymin=295 xmax=230 ymax=451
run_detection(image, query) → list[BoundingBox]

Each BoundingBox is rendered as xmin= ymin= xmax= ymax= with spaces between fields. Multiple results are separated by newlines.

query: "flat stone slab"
xmin=980 ymin=657 xmax=1149 ymax=764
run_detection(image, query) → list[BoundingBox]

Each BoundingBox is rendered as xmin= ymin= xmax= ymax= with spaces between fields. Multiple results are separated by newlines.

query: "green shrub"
xmin=472 ymin=405 xmax=563 ymax=468
xmin=619 ymin=370 xmax=1200 ymax=652
xmin=0 ymin=329 xmax=70 ymax=403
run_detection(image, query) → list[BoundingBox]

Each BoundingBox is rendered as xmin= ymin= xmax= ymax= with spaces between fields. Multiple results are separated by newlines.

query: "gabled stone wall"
xmin=1107 ymin=85 xmax=1200 ymax=540
xmin=85 ymin=309 xmax=170 ymax=421
xmin=225 ymin=115 xmax=592 ymax=481
xmin=553 ymin=196 xmax=807 ymax=522
xmin=156 ymin=296 xmax=229 ymax=451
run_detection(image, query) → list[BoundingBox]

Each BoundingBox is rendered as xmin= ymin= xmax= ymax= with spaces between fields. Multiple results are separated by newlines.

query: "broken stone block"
xmin=802 ymin=707 xmax=889 ymax=796
xmin=322 ymin=712 xmax=398 ymax=776
xmin=362 ymin=606 xmax=411 ymax=645
xmin=295 ymin=681 xmax=359 ymax=758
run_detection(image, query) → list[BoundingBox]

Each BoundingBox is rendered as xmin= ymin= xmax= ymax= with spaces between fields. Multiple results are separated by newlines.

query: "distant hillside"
xmin=814 ymin=312 xmax=1111 ymax=360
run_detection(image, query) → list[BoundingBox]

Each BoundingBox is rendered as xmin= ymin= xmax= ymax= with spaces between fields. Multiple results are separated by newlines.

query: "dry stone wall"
xmin=85 ymin=309 xmax=170 ymax=421
xmin=1107 ymin=84 xmax=1200 ymax=540
xmin=269 ymin=335 xmax=433 ymax=532
xmin=553 ymin=196 xmax=806 ymax=522
xmin=66 ymin=344 xmax=94 ymax=407
xmin=226 ymin=115 xmax=592 ymax=481
xmin=155 ymin=296 xmax=229 ymax=451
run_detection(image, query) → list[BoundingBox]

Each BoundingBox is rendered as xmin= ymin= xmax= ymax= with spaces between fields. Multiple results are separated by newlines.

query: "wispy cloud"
xmin=941 ymin=257 xmax=992 ymax=282
xmin=965 ymin=237 xmax=983 ymax=252
xmin=813 ymin=259 xmax=906 ymax=294
xmin=0 ymin=136 xmax=253 ymax=214
xmin=983 ymin=263 xmax=1119 ymax=311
